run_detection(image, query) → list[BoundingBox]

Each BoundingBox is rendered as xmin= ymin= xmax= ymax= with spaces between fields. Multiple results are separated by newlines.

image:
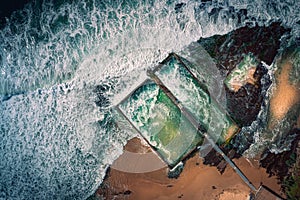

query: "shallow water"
xmin=0 ymin=0 xmax=299 ymax=199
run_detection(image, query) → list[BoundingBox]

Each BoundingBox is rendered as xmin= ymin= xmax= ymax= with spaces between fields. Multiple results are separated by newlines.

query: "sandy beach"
xmin=269 ymin=60 xmax=299 ymax=123
xmin=96 ymin=137 xmax=283 ymax=200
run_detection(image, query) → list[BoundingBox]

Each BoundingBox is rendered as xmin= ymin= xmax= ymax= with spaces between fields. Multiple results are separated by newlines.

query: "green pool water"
xmin=118 ymin=80 xmax=203 ymax=167
xmin=153 ymin=54 xmax=239 ymax=143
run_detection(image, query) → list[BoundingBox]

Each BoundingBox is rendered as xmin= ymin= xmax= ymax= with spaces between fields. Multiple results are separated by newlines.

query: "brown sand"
xmin=233 ymin=158 xmax=285 ymax=198
xmin=96 ymin=138 xmax=282 ymax=200
xmin=111 ymin=137 xmax=167 ymax=173
xmin=269 ymin=61 xmax=299 ymax=122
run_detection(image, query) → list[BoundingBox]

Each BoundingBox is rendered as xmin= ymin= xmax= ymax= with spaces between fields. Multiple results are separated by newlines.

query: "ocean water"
xmin=0 ymin=0 xmax=299 ymax=199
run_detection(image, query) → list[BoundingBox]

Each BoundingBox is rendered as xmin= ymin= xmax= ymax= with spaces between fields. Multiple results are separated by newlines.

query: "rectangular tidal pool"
xmin=117 ymin=80 xmax=203 ymax=167
xmin=116 ymin=53 xmax=239 ymax=167
xmin=152 ymin=53 xmax=239 ymax=144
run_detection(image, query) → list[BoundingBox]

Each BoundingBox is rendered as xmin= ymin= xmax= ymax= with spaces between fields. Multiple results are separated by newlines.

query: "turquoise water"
xmin=0 ymin=0 xmax=299 ymax=199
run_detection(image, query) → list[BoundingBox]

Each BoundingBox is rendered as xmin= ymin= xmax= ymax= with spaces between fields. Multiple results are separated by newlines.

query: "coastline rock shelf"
xmin=115 ymin=52 xmax=239 ymax=168
xmin=95 ymin=21 xmax=299 ymax=200
xmin=198 ymin=22 xmax=290 ymax=127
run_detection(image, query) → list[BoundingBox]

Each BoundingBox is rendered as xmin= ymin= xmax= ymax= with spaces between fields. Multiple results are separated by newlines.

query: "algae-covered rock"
xmin=224 ymin=53 xmax=259 ymax=92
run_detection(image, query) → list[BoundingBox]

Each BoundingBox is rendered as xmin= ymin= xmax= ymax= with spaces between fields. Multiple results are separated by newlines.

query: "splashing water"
xmin=0 ymin=0 xmax=299 ymax=199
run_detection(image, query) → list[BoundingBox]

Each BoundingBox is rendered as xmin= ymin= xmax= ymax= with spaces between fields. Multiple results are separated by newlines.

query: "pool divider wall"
xmin=177 ymin=54 xmax=240 ymax=143
xmin=146 ymin=70 xmax=207 ymax=134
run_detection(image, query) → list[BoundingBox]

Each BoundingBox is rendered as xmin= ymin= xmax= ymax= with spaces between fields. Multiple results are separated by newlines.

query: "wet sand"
xmin=269 ymin=60 xmax=299 ymax=122
xmin=96 ymin=137 xmax=282 ymax=200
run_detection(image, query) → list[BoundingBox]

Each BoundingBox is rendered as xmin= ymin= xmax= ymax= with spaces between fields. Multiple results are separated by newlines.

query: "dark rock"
xmin=217 ymin=160 xmax=227 ymax=174
xmin=260 ymin=128 xmax=300 ymax=181
xmin=228 ymin=149 xmax=236 ymax=159
xmin=174 ymin=3 xmax=186 ymax=13
xmin=226 ymin=62 xmax=272 ymax=126
xmin=199 ymin=22 xmax=290 ymax=71
xmin=94 ymin=84 xmax=110 ymax=109
xmin=123 ymin=190 xmax=131 ymax=195
xmin=203 ymin=148 xmax=223 ymax=168
xmin=203 ymin=144 xmax=243 ymax=173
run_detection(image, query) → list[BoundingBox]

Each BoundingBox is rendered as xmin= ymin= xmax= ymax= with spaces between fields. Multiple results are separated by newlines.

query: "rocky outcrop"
xmin=199 ymin=22 xmax=291 ymax=172
xmin=198 ymin=22 xmax=290 ymax=127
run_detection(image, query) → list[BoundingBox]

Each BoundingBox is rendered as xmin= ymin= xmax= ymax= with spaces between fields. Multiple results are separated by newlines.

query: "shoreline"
xmin=93 ymin=24 xmax=299 ymax=200
xmin=94 ymin=137 xmax=283 ymax=200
